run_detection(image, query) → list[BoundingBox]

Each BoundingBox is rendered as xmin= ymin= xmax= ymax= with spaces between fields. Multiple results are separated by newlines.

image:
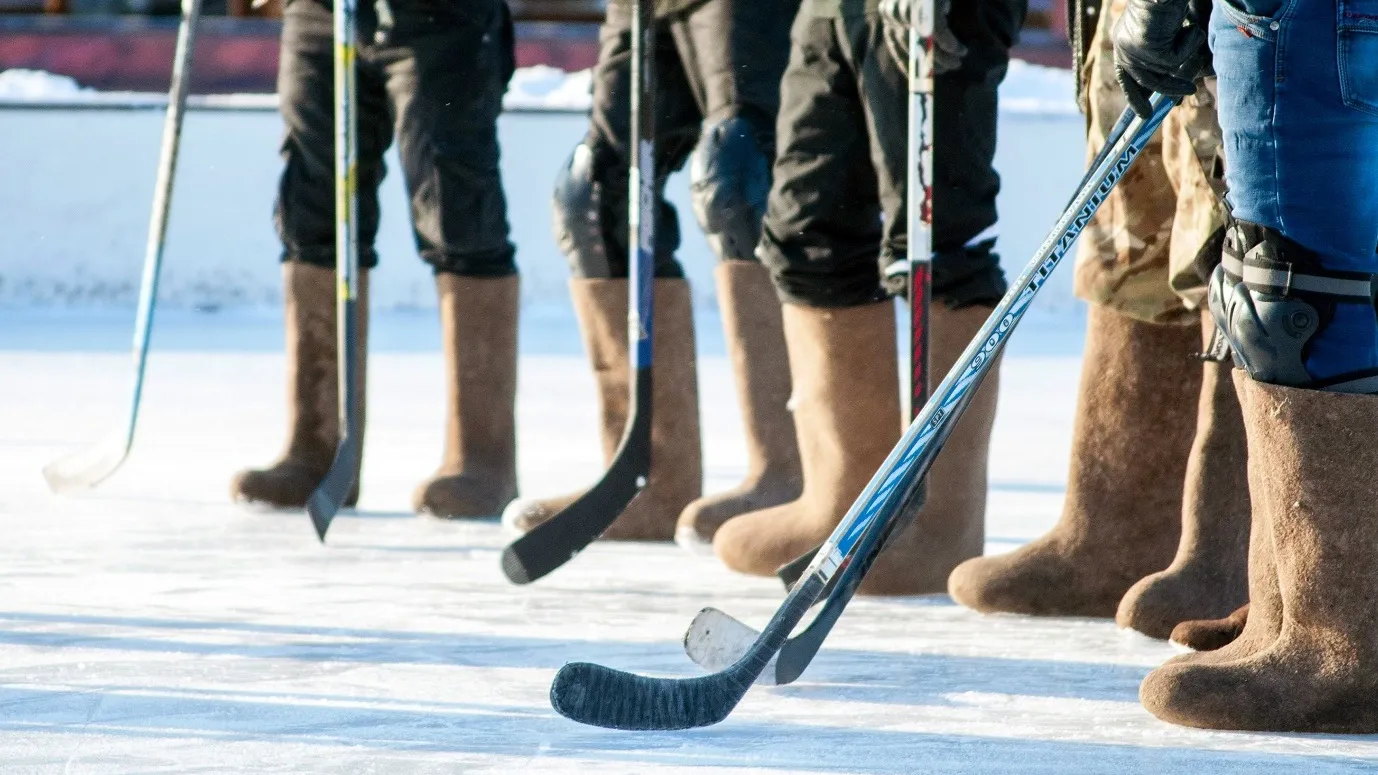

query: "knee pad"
xmin=689 ymin=116 xmax=773 ymax=262
xmin=552 ymin=142 xmax=614 ymax=278
xmin=1208 ymin=219 xmax=1378 ymax=392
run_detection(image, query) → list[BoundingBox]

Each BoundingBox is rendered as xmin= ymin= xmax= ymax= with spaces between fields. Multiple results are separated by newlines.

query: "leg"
xmin=374 ymin=0 xmax=522 ymax=518
xmin=671 ymin=0 xmax=805 ymax=546
xmin=504 ymin=7 xmax=704 ymax=540
xmin=1140 ymin=0 xmax=1378 ymax=733
xmin=233 ymin=0 xmax=386 ymax=507
xmin=852 ymin=4 xmax=1011 ymax=594
xmin=713 ymin=12 xmax=902 ymax=576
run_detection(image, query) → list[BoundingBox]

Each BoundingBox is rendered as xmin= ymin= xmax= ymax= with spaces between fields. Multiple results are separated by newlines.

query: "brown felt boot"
xmin=1170 ymin=603 xmax=1250 ymax=652
xmin=947 ymin=304 xmax=1200 ymax=617
xmin=412 ymin=274 xmax=520 ymax=518
xmin=232 ymin=262 xmax=368 ymax=508
xmin=1141 ymin=376 xmax=1378 ymax=733
xmin=857 ymin=304 xmax=1002 ymax=596
xmin=501 ymin=278 xmax=702 ymax=540
xmin=675 ymin=262 xmax=801 ymax=551
xmin=713 ymin=301 xmax=900 ymax=576
xmin=1115 ymin=310 xmax=1251 ymax=638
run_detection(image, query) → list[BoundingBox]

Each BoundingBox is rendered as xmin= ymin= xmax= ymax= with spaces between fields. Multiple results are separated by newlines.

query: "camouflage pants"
xmin=1074 ymin=0 xmax=1227 ymax=325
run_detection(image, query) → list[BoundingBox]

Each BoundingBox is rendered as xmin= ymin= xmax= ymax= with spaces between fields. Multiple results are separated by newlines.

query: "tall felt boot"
xmin=412 ymin=274 xmax=520 ymax=518
xmin=675 ymin=261 xmax=801 ymax=550
xmin=947 ymin=304 xmax=1200 ymax=617
xmin=1115 ymin=309 xmax=1251 ymax=638
xmin=857 ymin=304 xmax=1001 ymax=596
xmin=501 ymin=278 xmax=702 ymax=540
xmin=713 ymin=301 xmax=900 ymax=576
xmin=1141 ymin=376 xmax=1378 ymax=733
xmin=232 ymin=262 xmax=368 ymax=508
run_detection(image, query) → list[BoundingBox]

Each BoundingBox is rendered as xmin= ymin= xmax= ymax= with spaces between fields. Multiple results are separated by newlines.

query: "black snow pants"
xmin=759 ymin=0 xmax=1027 ymax=308
xmin=561 ymin=0 xmax=800 ymax=279
xmin=275 ymin=0 xmax=517 ymax=276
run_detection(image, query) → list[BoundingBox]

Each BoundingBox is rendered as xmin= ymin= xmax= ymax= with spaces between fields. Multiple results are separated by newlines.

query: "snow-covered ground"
xmin=2 ymin=308 xmax=1378 ymax=773
xmin=4 ymin=66 xmax=1377 ymax=773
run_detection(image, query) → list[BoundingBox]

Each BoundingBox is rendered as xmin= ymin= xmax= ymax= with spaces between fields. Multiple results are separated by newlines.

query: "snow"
xmin=0 ymin=62 xmax=1074 ymax=114
xmin=2 ymin=309 xmax=1378 ymax=772
xmin=3 ymin=67 xmax=1374 ymax=772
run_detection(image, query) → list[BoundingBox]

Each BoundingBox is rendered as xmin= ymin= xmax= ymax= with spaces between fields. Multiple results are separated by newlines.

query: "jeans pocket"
xmin=1217 ymin=0 xmax=1291 ymax=41
xmin=1339 ymin=0 xmax=1378 ymax=114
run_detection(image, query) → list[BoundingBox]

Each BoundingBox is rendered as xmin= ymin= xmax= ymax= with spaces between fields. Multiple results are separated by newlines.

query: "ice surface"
xmin=0 ymin=310 xmax=1375 ymax=773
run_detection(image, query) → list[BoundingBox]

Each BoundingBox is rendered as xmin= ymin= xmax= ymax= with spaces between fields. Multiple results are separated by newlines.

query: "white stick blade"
xmin=682 ymin=607 xmax=778 ymax=686
xmin=42 ymin=434 xmax=129 ymax=494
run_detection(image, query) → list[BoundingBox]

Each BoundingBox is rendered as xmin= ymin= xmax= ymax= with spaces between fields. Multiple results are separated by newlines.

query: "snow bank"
xmin=1 ymin=61 xmax=1075 ymax=115
xmin=0 ymin=66 xmax=1086 ymax=314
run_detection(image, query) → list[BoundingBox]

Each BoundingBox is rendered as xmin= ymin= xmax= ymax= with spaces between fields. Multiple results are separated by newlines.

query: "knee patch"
xmin=689 ymin=116 xmax=773 ymax=262
xmin=1209 ymin=219 xmax=1378 ymax=392
xmin=552 ymin=143 xmax=614 ymax=278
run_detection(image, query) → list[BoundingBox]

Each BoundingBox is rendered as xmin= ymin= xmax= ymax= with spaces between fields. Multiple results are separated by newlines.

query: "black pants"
xmin=759 ymin=0 xmax=1026 ymax=308
xmin=573 ymin=0 xmax=798 ymax=278
xmin=275 ymin=0 xmax=516 ymax=276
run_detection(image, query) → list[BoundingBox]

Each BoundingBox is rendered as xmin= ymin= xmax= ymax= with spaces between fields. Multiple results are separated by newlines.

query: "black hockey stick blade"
xmin=551 ymin=574 xmax=825 ymax=730
xmin=501 ymin=371 xmax=651 ymax=584
xmin=306 ymin=435 xmax=361 ymax=542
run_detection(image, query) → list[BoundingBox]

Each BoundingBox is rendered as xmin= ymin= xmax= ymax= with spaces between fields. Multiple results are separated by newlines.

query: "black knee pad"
xmin=552 ymin=142 xmax=614 ymax=278
xmin=689 ymin=116 xmax=773 ymax=262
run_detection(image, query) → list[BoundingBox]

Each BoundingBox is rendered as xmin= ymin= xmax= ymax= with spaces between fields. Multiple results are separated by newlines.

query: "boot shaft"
xmin=435 ymin=273 xmax=519 ymax=476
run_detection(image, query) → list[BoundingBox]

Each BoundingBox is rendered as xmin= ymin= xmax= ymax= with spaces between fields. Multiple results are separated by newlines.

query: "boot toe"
xmin=414 ymin=474 xmax=515 ymax=520
xmin=231 ymin=463 xmax=319 ymax=509
xmin=501 ymin=492 xmax=580 ymax=534
xmin=947 ymin=544 xmax=1122 ymax=617
xmin=712 ymin=506 xmax=814 ymax=577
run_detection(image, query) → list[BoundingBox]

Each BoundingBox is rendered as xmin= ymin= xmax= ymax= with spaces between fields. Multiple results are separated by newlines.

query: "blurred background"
xmin=0 ymin=0 xmax=1070 ymax=94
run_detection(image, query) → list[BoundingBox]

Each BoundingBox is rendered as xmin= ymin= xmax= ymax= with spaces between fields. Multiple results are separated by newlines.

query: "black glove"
xmin=880 ymin=0 xmax=967 ymax=77
xmin=1111 ymin=0 xmax=1210 ymax=117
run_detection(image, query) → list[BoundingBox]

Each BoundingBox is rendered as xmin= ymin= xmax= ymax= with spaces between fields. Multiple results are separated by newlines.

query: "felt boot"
xmin=232 ymin=262 xmax=367 ymax=508
xmin=501 ymin=278 xmax=702 ymax=540
xmin=947 ymin=305 xmax=1200 ymax=616
xmin=857 ymin=303 xmax=1002 ymax=595
xmin=675 ymin=262 xmax=801 ymax=550
xmin=713 ymin=301 xmax=900 ymax=576
xmin=1116 ymin=310 xmax=1251 ymax=638
xmin=1171 ymin=603 xmax=1250 ymax=652
xmin=1141 ymin=376 xmax=1378 ymax=732
xmin=412 ymin=274 xmax=520 ymax=518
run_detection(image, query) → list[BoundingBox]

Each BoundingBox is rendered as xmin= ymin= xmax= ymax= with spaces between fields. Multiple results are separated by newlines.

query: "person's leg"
xmin=233 ymin=0 xmax=387 ymax=508
xmin=947 ymin=0 xmax=1204 ymax=615
xmin=502 ymin=7 xmax=704 ymax=539
xmin=1141 ymin=0 xmax=1378 ymax=733
xmin=712 ymin=11 xmax=903 ymax=576
xmin=374 ymin=0 xmax=522 ymax=519
xmin=670 ymin=0 xmax=806 ymax=547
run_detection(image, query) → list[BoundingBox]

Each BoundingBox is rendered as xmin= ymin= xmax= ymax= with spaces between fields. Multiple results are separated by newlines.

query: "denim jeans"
xmin=1210 ymin=0 xmax=1378 ymax=380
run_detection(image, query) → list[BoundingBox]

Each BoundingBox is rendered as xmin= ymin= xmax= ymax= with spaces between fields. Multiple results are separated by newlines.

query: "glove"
xmin=1111 ymin=0 xmax=1210 ymax=117
xmin=880 ymin=0 xmax=967 ymax=77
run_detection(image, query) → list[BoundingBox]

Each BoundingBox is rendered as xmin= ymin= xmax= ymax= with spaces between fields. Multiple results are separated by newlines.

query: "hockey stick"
xmin=41 ymin=0 xmax=202 ymax=494
xmin=550 ymin=96 xmax=1177 ymax=729
xmin=771 ymin=105 xmax=1135 ymax=587
xmin=690 ymin=104 xmax=1150 ymax=685
xmin=501 ymin=0 xmax=656 ymax=584
xmin=773 ymin=0 xmax=939 ymax=589
xmin=305 ymin=0 xmax=363 ymax=541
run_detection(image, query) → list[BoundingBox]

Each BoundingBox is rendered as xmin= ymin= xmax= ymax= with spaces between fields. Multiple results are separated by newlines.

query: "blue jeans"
xmin=1210 ymin=0 xmax=1378 ymax=381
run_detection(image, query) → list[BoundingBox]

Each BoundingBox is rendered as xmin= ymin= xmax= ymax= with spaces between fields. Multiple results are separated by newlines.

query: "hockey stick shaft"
xmin=498 ymin=0 xmax=656 ymax=582
xmin=41 ymin=0 xmax=201 ymax=494
xmin=305 ymin=0 xmax=362 ymax=540
xmin=768 ymin=98 xmax=1177 ymax=678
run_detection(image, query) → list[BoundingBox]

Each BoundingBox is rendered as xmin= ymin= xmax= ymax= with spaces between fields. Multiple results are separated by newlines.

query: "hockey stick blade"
xmin=551 ymin=574 xmax=825 ymax=730
xmin=682 ymin=607 xmax=780 ymax=685
xmin=305 ymin=436 xmax=360 ymax=542
xmin=43 ymin=433 xmax=132 ymax=494
xmin=501 ymin=372 xmax=651 ymax=584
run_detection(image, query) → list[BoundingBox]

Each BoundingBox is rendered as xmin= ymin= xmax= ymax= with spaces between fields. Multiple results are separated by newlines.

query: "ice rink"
xmin=2 ymin=309 xmax=1377 ymax=773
